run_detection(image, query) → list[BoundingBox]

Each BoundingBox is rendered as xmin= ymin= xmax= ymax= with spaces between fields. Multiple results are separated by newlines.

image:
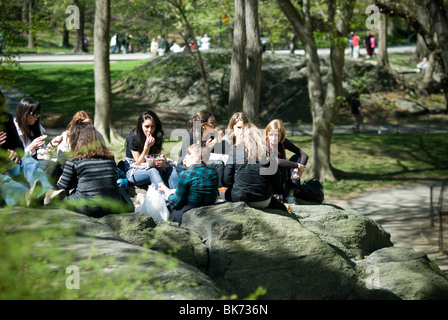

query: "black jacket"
xmin=223 ymin=147 xmax=277 ymax=203
xmin=0 ymin=112 xmax=24 ymax=152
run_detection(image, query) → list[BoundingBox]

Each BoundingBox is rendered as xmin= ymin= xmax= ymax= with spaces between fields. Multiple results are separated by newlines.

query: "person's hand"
xmin=50 ymin=135 xmax=63 ymax=147
xmin=215 ymin=128 xmax=224 ymax=143
xmin=30 ymin=135 xmax=47 ymax=152
xmin=292 ymin=164 xmax=306 ymax=180
xmin=158 ymin=182 xmax=174 ymax=195
xmin=205 ymin=136 xmax=217 ymax=149
xmin=0 ymin=131 xmax=6 ymax=146
xmin=154 ymin=154 xmax=167 ymax=167
xmin=144 ymin=133 xmax=155 ymax=150
xmin=7 ymin=149 xmax=20 ymax=164
xmin=158 ymin=182 xmax=168 ymax=193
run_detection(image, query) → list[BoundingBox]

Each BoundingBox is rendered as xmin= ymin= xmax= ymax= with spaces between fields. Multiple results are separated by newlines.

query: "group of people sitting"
xmin=0 ymin=90 xmax=309 ymax=223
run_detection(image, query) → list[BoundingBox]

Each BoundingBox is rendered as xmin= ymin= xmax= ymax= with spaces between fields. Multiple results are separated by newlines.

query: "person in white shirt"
xmin=200 ymin=34 xmax=211 ymax=50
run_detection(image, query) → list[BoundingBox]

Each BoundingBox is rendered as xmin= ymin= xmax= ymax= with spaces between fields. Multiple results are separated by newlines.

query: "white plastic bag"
xmin=135 ymin=184 xmax=170 ymax=221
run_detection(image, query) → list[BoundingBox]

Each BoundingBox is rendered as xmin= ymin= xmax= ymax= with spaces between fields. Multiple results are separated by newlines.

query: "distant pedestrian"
xmin=348 ymin=31 xmax=354 ymax=57
xmin=370 ymin=33 xmax=376 ymax=57
xmin=364 ymin=31 xmax=372 ymax=58
xmin=200 ymin=34 xmax=211 ymax=50
xmin=110 ymin=33 xmax=117 ymax=53
xmin=350 ymin=92 xmax=363 ymax=133
xmin=157 ymin=35 xmax=167 ymax=56
xmin=150 ymin=37 xmax=158 ymax=56
xmin=352 ymin=32 xmax=360 ymax=58
xmin=0 ymin=33 xmax=4 ymax=54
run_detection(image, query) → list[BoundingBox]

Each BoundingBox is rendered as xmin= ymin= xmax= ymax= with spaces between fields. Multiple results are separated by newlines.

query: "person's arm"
xmin=222 ymin=152 xmax=235 ymax=187
xmin=57 ymin=159 xmax=77 ymax=191
xmin=284 ymin=138 xmax=309 ymax=165
xmin=167 ymin=171 xmax=190 ymax=209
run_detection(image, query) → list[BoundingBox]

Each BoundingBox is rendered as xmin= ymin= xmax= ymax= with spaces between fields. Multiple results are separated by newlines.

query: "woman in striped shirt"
xmin=57 ymin=122 xmax=132 ymax=217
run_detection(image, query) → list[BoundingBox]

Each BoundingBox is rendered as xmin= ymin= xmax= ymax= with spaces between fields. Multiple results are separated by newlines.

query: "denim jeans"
xmin=0 ymin=157 xmax=54 ymax=206
xmin=125 ymin=157 xmax=178 ymax=190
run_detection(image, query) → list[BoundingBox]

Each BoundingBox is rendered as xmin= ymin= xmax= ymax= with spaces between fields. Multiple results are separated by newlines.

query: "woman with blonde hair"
xmin=223 ymin=123 xmax=287 ymax=211
xmin=265 ymin=119 xmax=308 ymax=203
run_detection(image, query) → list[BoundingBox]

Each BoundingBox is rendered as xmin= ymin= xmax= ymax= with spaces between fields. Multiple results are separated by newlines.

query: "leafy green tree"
xmin=375 ymin=0 xmax=448 ymax=113
xmin=277 ymin=0 xmax=355 ymax=182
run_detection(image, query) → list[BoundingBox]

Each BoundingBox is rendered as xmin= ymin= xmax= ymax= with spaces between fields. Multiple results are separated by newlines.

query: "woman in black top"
xmin=265 ymin=119 xmax=308 ymax=201
xmin=124 ymin=110 xmax=178 ymax=190
xmin=223 ymin=123 xmax=287 ymax=212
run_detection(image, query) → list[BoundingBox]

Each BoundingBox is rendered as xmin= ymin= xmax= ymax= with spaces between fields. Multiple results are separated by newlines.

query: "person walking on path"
xmin=350 ymin=91 xmax=363 ymax=133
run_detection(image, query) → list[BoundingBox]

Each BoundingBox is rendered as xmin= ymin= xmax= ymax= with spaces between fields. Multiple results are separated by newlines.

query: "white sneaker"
xmin=25 ymin=180 xmax=44 ymax=207
xmin=44 ymin=189 xmax=67 ymax=206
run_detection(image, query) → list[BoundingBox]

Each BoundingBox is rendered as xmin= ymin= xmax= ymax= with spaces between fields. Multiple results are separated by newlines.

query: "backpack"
xmin=294 ymin=178 xmax=324 ymax=203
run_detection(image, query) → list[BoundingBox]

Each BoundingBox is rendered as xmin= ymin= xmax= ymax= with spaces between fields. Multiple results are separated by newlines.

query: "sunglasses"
xmin=28 ymin=112 xmax=41 ymax=117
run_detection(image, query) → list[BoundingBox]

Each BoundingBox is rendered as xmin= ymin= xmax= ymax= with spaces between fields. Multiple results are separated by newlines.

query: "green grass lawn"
xmin=11 ymin=61 xmax=145 ymax=116
xmin=285 ymin=133 xmax=448 ymax=201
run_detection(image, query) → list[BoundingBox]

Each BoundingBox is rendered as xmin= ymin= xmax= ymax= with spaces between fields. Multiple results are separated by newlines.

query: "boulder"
xmin=2 ymin=201 xmax=448 ymax=300
xmin=0 ymin=207 xmax=222 ymax=300
xmin=395 ymin=98 xmax=429 ymax=117
xmin=99 ymin=213 xmax=208 ymax=272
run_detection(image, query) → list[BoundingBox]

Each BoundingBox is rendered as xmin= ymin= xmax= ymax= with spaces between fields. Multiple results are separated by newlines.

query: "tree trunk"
xmin=73 ymin=0 xmax=86 ymax=53
xmin=426 ymin=0 xmax=448 ymax=113
xmin=27 ymin=0 xmax=35 ymax=49
xmin=93 ymin=0 xmax=119 ymax=144
xmin=375 ymin=0 xmax=448 ymax=113
xmin=63 ymin=26 xmax=70 ymax=48
xmin=228 ymin=0 xmax=247 ymax=115
xmin=242 ymin=0 xmax=262 ymax=124
xmin=377 ymin=13 xmax=390 ymax=67
xmin=277 ymin=0 xmax=354 ymax=182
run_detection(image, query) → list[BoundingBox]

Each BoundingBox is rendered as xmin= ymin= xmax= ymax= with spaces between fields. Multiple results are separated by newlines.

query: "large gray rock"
xmin=181 ymin=202 xmax=357 ymax=299
xmin=0 ymin=207 xmax=222 ymax=300
xmin=99 ymin=213 xmax=208 ymax=272
xmin=2 ymin=201 xmax=447 ymax=300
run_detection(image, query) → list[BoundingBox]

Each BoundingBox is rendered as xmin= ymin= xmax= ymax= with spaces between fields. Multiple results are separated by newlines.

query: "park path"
xmin=335 ymin=182 xmax=448 ymax=277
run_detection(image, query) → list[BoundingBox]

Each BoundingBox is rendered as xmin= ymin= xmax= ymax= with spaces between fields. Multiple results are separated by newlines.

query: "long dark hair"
xmin=131 ymin=110 xmax=164 ymax=154
xmin=15 ymin=97 xmax=42 ymax=145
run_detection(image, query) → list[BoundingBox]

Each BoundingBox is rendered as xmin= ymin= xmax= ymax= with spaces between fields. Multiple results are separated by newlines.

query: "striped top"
xmin=57 ymin=158 xmax=121 ymax=200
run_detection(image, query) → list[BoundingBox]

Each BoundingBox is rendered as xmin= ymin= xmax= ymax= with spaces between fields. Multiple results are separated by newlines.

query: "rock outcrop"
xmin=115 ymin=50 xmax=399 ymax=125
xmin=2 ymin=200 xmax=447 ymax=300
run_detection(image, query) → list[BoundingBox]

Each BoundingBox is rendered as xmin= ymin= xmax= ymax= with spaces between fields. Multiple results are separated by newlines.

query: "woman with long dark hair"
xmin=14 ymin=97 xmax=62 ymax=182
xmin=124 ymin=110 xmax=178 ymax=190
xmin=14 ymin=97 xmax=46 ymax=157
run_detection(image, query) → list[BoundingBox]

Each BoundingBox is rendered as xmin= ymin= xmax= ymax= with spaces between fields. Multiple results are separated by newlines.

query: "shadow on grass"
xmin=332 ymin=133 xmax=448 ymax=183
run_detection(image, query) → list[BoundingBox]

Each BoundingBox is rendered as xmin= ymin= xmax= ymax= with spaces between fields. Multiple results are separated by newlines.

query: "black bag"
xmin=294 ymin=178 xmax=324 ymax=203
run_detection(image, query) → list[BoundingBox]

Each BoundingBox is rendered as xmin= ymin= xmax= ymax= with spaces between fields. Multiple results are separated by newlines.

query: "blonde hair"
xmin=187 ymin=143 xmax=211 ymax=164
xmin=236 ymin=123 xmax=268 ymax=162
xmin=265 ymin=119 xmax=286 ymax=144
